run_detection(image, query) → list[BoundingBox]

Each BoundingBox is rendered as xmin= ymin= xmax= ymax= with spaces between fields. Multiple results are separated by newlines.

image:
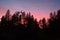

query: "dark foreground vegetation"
xmin=0 ymin=9 xmax=60 ymax=40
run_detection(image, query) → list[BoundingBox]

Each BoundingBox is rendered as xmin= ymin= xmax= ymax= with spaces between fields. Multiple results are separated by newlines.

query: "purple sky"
xmin=0 ymin=0 xmax=60 ymax=21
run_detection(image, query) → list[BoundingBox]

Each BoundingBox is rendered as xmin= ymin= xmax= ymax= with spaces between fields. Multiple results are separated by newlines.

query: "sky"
xmin=0 ymin=0 xmax=60 ymax=21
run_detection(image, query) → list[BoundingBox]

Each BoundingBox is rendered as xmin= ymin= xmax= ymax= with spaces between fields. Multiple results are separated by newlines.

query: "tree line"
xmin=0 ymin=9 xmax=60 ymax=40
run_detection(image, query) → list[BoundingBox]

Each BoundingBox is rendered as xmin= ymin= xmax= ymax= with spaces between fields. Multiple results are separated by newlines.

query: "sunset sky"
xmin=0 ymin=0 xmax=60 ymax=21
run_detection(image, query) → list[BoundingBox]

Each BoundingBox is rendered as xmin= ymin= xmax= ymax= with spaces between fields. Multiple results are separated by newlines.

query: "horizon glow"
xmin=0 ymin=0 xmax=60 ymax=21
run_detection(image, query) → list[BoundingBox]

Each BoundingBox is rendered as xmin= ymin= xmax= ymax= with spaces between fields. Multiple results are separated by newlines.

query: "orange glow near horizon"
xmin=0 ymin=6 xmax=50 ymax=22
xmin=0 ymin=8 xmax=49 ymax=22
xmin=0 ymin=0 xmax=60 ymax=22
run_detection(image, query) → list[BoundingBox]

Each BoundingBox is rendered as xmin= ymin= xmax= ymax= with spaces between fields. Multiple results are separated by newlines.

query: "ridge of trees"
xmin=0 ymin=9 xmax=60 ymax=40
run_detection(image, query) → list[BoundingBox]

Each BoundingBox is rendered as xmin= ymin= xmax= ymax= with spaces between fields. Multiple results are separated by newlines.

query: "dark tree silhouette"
xmin=47 ymin=9 xmax=60 ymax=40
xmin=0 ymin=9 xmax=60 ymax=40
xmin=41 ymin=18 xmax=46 ymax=29
xmin=5 ymin=9 xmax=10 ymax=21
